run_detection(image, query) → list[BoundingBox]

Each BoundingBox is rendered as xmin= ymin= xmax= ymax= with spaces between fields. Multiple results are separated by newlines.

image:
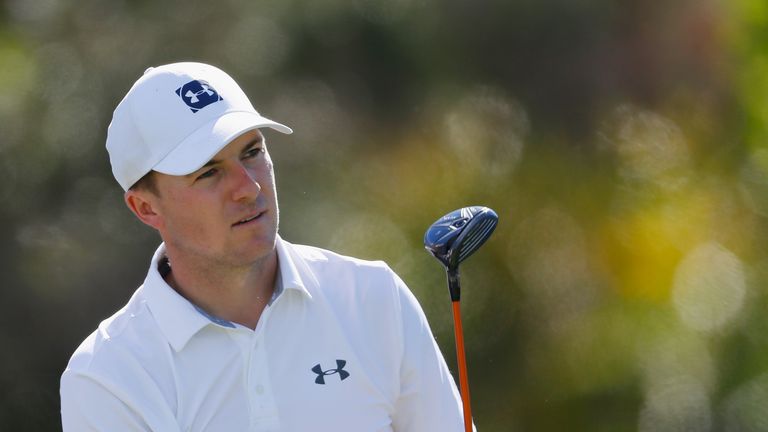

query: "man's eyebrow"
xmin=194 ymin=137 xmax=264 ymax=171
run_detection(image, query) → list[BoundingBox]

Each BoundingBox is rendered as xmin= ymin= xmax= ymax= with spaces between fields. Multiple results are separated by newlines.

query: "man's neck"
xmin=162 ymin=247 xmax=278 ymax=330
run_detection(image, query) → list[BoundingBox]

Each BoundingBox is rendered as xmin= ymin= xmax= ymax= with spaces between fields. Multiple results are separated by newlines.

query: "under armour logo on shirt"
xmin=175 ymin=79 xmax=222 ymax=113
xmin=312 ymin=360 xmax=350 ymax=385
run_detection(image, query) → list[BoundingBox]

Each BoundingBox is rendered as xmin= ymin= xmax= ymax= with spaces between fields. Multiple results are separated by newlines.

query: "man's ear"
xmin=124 ymin=190 xmax=164 ymax=230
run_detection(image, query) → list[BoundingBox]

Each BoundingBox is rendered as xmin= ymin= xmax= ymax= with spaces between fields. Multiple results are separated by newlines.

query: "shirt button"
xmin=255 ymin=384 xmax=264 ymax=395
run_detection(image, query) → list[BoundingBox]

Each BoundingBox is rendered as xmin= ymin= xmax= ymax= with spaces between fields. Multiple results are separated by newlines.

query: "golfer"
xmin=60 ymin=62 xmax=470 ymax=431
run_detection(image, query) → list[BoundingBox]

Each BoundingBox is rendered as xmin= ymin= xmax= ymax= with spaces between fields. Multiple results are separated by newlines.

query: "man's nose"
xmin=230 ymin=163 xmax=261 ymax=202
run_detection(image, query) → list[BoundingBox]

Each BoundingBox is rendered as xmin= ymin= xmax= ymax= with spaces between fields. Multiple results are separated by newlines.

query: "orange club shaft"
xmin=451 ymin=300 xmax=473 ymax=432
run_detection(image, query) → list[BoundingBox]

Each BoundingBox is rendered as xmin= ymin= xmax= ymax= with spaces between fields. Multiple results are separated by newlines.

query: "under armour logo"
xmin=175 ymin=79 xmax=223 ymax=113
xmin=312 ymin=360 xmax=350 ymax=385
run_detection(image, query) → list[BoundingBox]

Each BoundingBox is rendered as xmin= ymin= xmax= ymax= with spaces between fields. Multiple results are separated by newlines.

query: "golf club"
xmin=424 ymin=206 xmax=498 ymax=432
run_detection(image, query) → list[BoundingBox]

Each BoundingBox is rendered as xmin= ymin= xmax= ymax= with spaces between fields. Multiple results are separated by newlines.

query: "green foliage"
xmin=2 ymin=1 xmax=767 ymax=430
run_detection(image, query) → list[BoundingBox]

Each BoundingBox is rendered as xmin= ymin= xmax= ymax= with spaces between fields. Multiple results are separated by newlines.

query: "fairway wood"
xmin=423 ymin=205 xmax=498 ymax=432
xmin=424 ymin=206 xmax=498 ymax=272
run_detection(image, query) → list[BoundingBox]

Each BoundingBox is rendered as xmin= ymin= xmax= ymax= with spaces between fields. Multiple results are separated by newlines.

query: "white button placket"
xmin=249 ymin=307 xmax=280 ymax=431
xmin=227 ymin=328 xmax=258 ymax=430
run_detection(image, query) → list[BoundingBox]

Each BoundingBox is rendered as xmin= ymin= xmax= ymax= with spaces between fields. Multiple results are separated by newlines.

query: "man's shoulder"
xmin=280 ymin=240 xmax=405 ymax=310
xmin=64 ymin=287 xmax=160 ymax=375
xmin=284 ymin=240 xmax=392 ymax=274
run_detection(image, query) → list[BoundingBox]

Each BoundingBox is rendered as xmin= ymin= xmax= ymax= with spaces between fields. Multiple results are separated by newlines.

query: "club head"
xmin=424 ymin=206 xmax=498 ymax=271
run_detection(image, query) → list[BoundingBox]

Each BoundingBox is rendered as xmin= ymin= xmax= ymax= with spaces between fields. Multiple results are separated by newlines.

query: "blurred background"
xmin=2 ymin=0 xmax=768 ymax=430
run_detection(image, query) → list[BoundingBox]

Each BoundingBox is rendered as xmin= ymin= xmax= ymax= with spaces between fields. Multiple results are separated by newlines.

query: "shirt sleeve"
xmin=389 ymin=270 xmax=477 ymax=432
xmin=60 ymin=370 xmax=148 ymax=431
xmin=60 ymin=369 xmax=180 ymax=432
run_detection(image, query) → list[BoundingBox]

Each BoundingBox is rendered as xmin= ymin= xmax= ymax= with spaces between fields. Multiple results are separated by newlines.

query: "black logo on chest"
xmin=312 ymin=359 xmax=350 ymax=385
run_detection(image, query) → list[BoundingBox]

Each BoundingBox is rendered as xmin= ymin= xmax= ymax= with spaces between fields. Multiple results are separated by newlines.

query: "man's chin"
xmin=236 ymin=236 xmax=277 ymax=263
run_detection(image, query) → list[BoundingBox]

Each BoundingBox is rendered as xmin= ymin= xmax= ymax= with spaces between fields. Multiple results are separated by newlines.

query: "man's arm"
xmin=60 ymin=369 xmax=180 ymax=432
xmin=390 ymin=271 xmax=477 ymax=432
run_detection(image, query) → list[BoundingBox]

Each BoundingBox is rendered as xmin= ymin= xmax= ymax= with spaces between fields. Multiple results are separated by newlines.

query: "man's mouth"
xmin=233 ymin=211 xmax=263 ymax=227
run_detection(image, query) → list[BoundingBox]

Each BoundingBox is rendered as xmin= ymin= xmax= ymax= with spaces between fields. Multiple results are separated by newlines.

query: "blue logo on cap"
xmin=175 ymin=80 xmax=223 ymax=113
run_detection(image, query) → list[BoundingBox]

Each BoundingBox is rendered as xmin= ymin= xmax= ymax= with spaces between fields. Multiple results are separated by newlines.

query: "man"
xmin=60 ymin=62 xmax=470 ymax=431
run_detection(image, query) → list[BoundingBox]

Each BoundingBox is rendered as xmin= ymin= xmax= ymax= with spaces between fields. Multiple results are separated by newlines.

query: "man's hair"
xmin=129 ymin=170 xmax=159 ymax=196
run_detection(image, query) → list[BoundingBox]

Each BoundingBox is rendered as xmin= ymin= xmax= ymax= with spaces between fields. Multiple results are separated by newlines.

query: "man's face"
xmin=147 ymin=129 xmax=279 ymax=267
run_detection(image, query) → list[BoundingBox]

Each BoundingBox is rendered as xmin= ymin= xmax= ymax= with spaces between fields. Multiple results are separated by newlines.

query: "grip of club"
xmin=452 ymin=300 xmax=473 ymax=432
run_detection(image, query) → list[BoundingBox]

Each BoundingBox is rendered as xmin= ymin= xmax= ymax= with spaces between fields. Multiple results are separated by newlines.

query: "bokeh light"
xmin=672 ymin=242 xmax=746 ymax=333
xmin=3 ymin=1 xmax=768 ymax=430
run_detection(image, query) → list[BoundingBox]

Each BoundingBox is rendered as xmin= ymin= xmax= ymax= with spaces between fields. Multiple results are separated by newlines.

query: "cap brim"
xmin=153 ymin=111 xmax=292 ymax=176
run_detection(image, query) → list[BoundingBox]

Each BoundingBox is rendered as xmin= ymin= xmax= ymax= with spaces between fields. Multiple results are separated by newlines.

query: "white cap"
xmin=106 ymin=62 xmax=292 ymax=191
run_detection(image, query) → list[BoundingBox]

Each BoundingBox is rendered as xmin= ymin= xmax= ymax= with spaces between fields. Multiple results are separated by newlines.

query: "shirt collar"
xmin=142 ymin=236 xmax=312 ymax=352
xmin=275 ymin=235 xmax=313 ymax=300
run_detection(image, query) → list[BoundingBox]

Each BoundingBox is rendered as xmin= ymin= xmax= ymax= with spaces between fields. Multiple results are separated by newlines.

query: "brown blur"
xmin=2 ymin=0 xmax=767 ymax=430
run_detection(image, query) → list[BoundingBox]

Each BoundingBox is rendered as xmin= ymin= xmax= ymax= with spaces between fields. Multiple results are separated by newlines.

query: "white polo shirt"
xmin=61 ymin=237 xmax=469 ymax=431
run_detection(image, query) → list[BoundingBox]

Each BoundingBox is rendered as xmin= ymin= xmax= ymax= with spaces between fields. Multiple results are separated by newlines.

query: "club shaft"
xmin=448 ymin=268 xmax=461 ymax=301
xmin=452 ymin=300 xmax=473 ymax=432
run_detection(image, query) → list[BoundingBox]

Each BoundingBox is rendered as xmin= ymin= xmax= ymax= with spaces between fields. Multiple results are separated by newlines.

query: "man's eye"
xmin=197 ymin=168 xmax=217 ymax=180
xmin=243 ymin=148 xmax=264 ymax=159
